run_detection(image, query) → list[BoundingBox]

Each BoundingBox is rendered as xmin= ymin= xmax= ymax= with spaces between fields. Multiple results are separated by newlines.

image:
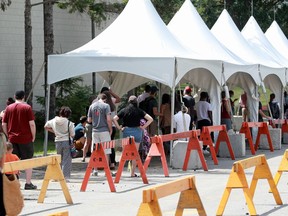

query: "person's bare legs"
xmin=25 ymin=168 xmax=32 ymax=184
xmin=131 ymin=143 xmax=140 ymax=177
xmin=82 ymin=138 xmax=91 ymax=162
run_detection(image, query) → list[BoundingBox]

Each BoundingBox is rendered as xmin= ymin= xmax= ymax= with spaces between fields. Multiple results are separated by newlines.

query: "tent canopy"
xmin=48 ymin=0 xmax=192 ymax=96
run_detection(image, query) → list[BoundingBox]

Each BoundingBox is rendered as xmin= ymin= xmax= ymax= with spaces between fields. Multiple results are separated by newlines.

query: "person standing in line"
xmin=220 ymin=91 xmax=232 ymax=131
xmin=137 ymin=84 xmax=151 ymax=104
xmin=145 ymin=85 xmax=163 ymax=136
xmin=195 ymin=92 xmax=213 ymax=155
xmin=229 ymin=90 xmax=238 ymax=115
xmin=44 ymin=106 xmax=75 ymax=181
xmin=2 ymin=90 xmax=37 ymax=190
xmin=269 ymin=93 xmax=280 ymax=119
xmin=182 ymin=86 xmax=196 ymax=129
xmin=0 ymin=133 xmax=6 ymax=215
xmin=87 ymin=93 xmax=112 ymax=176
xmin=239 ymin=91 xmax=249 ymax=122
xmin=113 ymin=95 xmax=153 ymax=177
xmin=81 ymin=96 xmax=97 ymax=162
xmin=160 ymin=93 xmax=171 ymax=155
xmin=258 ymin=93 xmax=270 ymax=122
xmin=173 ymin=103 xmax=191 ymax=134
xmin=101 ymin=90 xmax=118 ymax=170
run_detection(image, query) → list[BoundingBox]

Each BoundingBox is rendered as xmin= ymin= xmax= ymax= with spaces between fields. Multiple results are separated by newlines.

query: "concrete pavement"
xmin=19 ymin=147 xmax=288 ymax=216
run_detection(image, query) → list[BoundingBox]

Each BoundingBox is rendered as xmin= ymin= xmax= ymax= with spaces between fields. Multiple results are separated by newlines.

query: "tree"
xmin=0 ymin=0 xmax=11 ymax=11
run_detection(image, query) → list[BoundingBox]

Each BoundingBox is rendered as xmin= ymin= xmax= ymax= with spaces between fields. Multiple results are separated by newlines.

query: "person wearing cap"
xmin=113 ymin=95 xmax=153 ymax=177
xmin=182 ymin=86 xmax=196 ymax=129
xmin=2 ymin=90 xmax=37 ymax=190
xmin=143 ymin=85 xmax=163 ymax=136
xmin=74 ymin=116 xmax=87 ymax=153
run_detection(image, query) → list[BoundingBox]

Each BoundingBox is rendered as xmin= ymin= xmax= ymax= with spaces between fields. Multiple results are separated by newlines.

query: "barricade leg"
xmin=114 ymin=138 xmax=148 ymax=184
xmin=239 ymin=123 xmax=255 ymax=155
xmin=182 ymin=136 xmax=208 ymax=171
xmin=254 ymin=125 xmax=274 ymax=152
xmin=175 ymin=178 xmax=206 ymax=216
xmin=215 ymin=131 xmax=235 ymax=160
xmin=38 ymin=159 xmax=73 ymax=204
xmin=143 ymin=136 xmax=169 ymax=177
xmin=200 ymin=128 xmax=218 ymax=165
xmin=80 ymin=144 xmax=116 ymax=192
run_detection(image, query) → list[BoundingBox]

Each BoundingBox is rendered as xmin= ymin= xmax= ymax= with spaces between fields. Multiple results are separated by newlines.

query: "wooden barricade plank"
xmin=114 ymin=137 xmax=148 ymax=184
xmin=271 ymin=149 xmax=288 ymax=189
xmin=80 ymin=141 xmax=116 ymax=192
xmin=3 ymin=155 xmax=73 ymax=204
xmin=144 ymin=130 xmax=207 ymax=172
xmin=216 ymin=154 xmax=282 ymax=216
xmin=137 ymin=176 xmax=206 ymax=216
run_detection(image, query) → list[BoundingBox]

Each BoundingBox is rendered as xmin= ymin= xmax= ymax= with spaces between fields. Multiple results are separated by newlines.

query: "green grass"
xmin=34 ymin=136 xmax=56 ymax=156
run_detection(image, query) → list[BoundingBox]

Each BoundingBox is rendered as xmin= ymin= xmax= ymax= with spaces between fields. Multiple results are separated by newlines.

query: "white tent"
xmin=211 ymin=10 xmax=285 ymax=121
xmin=265 ymin=20 xmax=288 ymax=84
xmin=48 ymin=0 xmax=192 ymax=97
xmin=167 ymin=0 xmax=256 ymax=125
xmin=242 ymin=17 xmax=287 ymax=115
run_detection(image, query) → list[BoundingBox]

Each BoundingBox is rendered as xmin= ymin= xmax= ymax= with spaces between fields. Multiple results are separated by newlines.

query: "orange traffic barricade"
xmin=239 ymin=122 xmax=273 ymax=154
xmin=80 ymin=141 xmax=116 ymax=192
xmin=144 ymin=130 xmax=208 ymax=173
xmin=114 ymin=137 xmax=148 ymax=184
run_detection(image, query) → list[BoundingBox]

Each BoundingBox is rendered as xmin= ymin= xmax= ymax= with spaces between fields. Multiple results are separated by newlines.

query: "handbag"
xmin=3 ymin=173 xmax=24 ymax=216
xmin=68 ymin=121 xmax=77 ymax=158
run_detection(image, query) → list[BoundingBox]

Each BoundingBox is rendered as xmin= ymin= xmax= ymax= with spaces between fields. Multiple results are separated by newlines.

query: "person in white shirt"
xmin=173 ymin=103 xmax=191 ymax=133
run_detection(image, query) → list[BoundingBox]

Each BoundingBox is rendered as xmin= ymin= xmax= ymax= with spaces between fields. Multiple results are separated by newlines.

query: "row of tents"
xmin=47 ymin=0 xmax=288 ymax=126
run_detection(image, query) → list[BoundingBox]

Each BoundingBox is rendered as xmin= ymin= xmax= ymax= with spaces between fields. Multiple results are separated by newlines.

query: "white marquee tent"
xmin=265 ymin=20 xmax=288 ymax=85
xmin=211 ymin=9 xmax=286 ymax=121
xmin=48 ymin=0 xmax=192 ymax=97
xmin=167 ymin=0 xmax=257 ymax=125
xmin=241 ymin=16 xmax=287 ymax=115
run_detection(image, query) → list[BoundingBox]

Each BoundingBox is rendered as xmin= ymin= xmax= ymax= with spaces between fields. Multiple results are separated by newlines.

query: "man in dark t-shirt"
xmin=183 ymin=86 xmax=196 ymax=129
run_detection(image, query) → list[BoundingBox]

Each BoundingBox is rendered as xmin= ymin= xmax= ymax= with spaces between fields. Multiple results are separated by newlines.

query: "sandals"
xmin=131 ymin=173 xmax=139 ymax=178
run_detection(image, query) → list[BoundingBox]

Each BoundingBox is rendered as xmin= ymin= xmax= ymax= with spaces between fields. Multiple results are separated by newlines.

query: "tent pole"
xmin=43 ymin=84 xmax=51 ymax=156
xmin=170 ymin=58 xmax=177 ymax=166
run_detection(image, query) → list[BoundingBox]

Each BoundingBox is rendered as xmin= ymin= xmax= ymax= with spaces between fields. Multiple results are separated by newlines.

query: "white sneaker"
xmin=92 ymin=170 xmax=98 ymax=176
xmin=203 ymin=149 xmax=210 ymax=155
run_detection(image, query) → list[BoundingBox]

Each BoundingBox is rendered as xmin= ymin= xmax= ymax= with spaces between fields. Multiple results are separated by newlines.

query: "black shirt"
xmin=117 ymin=104 xmax=146 ymax=127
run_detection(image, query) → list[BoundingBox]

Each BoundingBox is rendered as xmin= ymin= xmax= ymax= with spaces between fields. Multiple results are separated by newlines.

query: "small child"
xmin=5 ymin=142 xmax=20 ymax=178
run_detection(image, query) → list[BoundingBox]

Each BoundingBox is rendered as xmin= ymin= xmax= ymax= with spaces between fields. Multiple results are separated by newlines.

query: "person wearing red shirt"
xmin=2 ymin=90 xmax=37 ymax=190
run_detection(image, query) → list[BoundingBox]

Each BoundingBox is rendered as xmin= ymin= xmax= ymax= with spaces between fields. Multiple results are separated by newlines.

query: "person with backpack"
xmin=269 ymin=93 xmax=280 ymax=119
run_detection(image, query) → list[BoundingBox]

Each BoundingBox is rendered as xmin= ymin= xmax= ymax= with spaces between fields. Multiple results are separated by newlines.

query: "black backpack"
xmin=139 ymin=97 xmax=153 ymax=114
xmin=269 ymin=102 xmax=280 ymax=119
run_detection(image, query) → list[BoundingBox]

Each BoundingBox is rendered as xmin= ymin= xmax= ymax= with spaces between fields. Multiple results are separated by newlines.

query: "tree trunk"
xmin=43 ymin=0 xmax=55 ymax=119
xmin=25 ymin=0 xmax=33 ymax=106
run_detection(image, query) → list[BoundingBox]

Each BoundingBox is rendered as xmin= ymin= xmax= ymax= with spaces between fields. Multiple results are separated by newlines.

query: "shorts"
xmin=12 ymin=142 xmax=34 ymax=160
xmin=92 ymin=131 xmax=111 ymax=154
xmin=123 ymin=127 xmax=143 ymax=143
xmin=85 ymin=123 xmax=92 ymax=139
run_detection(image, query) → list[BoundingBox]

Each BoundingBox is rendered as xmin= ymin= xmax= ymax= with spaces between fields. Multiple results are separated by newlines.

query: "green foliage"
xmin=35 ymin=77 xmax=95 ymax=128
xmin=0 ymin=0 xmax=11 ymax=11
xmin=57 ymin=0 xmax=125 ymax=24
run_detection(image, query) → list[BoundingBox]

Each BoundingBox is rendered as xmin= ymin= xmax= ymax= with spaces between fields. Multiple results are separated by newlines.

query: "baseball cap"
xmin=184 ymin=86 xmax=192 ymax=93
xmin=128 ymin=95 xmax=137 ymax=103
xmin=150 ymin=85 xmax=159 ymax=93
